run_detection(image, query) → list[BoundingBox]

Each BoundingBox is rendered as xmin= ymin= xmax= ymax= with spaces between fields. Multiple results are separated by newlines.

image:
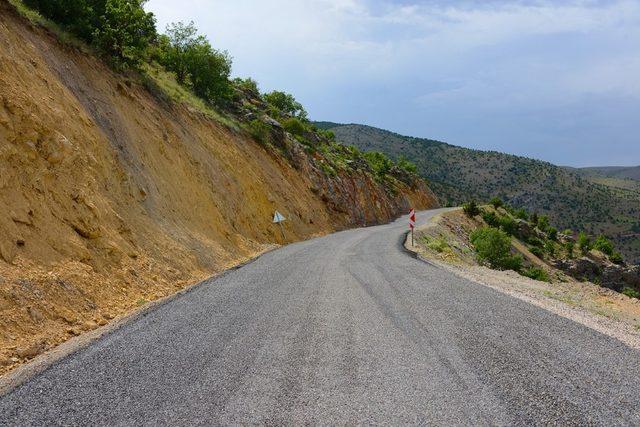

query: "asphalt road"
xmin=1 ymin=209 xmax=639 ymax=425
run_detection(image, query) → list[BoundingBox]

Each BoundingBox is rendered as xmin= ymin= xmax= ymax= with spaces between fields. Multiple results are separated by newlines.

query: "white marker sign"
xmin=273 ymin=210 xmax=286 ymax=223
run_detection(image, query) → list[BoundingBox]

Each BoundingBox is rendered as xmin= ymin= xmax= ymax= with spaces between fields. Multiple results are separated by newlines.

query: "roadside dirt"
xmin=406 ymin=210 xmax=640 ymax=349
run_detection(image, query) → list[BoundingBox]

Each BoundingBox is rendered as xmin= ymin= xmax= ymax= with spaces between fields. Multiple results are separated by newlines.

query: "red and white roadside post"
xmin=409 ymin=208 xmax=416 ymax=246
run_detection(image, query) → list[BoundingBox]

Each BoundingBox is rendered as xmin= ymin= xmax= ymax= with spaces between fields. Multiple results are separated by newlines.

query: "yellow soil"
xmin=0 ymin=5 xmax=437 ymax=374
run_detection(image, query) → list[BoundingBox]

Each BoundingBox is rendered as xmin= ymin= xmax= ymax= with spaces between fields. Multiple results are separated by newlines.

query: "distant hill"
xmin=579 ymin=166 xmax=640 ymax=181
xmin=567 ymin=166 xmax=640 ymax=193
xmin=317 ymin=122 xmax=640 ymax=264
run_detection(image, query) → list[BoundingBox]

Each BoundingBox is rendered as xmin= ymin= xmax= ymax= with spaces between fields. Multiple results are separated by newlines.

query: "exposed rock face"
xmin=553 ymin=257 xmax=640 ymax=293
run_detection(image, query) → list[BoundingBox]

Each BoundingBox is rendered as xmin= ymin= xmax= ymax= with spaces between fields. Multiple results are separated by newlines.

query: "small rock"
xmin=66 ymin=327 xmax=81 ymax=336
xmin=82 ymin=320 xmax=97 ymax=331
xmin=27 ymin=306 xmax=44 ymax=323
xmin=16 ymin=340 xmax=46 ymax=359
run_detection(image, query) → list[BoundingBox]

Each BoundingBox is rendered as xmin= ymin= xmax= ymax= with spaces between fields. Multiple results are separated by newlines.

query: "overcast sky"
xmin=146 ymin=0 xmax=640 ymax=167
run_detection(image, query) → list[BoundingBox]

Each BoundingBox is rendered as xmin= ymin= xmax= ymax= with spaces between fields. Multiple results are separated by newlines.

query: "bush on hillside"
xmin=363 ymin=151 xmax=393 ymax=181
xmin=547 ymin=227 xmax=558 ymax=241
xmin=513 ymin=208 xmax=528 ymax=220
xmin=497 ymin=215 xmax=518 ymax=236
xmin=537 ymin=215 xmax=550 ymax=232
xmin=489 ymin=197 xmax=503 ymax=209
xmin=593 ymin=235 xmax=614 ymax=256
xmin=621 ymin=287 xmax=640 ymax=299
xmin=610 ymin=251 xmax=624 ymax=265
xmin=521 ymin=267 xmax=550 ymax=282
xmin=529 ymin=246 xmax=544 ymax=259
xmin=233 ymin=77 xmax=260 ymax=97
xmin=470 ymin=227 xmax=522 ymax=271
xmin=463 ymin=200 xmax=480 ymax=217
xmin=247 ymin=119 xmax=271 ymax=145
xmin=577 ymin=232 xmax=592 ymax=254
xmin=282 ymin=117 xmax=306 ymax=137
xmin=397 ymin=156 xmax=418 ymax=174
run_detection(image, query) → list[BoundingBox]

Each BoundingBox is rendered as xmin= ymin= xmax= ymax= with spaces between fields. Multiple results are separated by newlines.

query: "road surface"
xmin=1 ymin=209 xmax=639 ymax=425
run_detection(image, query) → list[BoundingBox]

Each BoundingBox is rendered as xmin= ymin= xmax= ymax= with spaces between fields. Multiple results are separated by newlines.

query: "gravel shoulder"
xmin=406 ymin=209 xmax=640 ymax=350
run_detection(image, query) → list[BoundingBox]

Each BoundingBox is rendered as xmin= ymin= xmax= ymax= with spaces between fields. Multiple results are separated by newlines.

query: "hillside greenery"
xmin=320 ymin=123 xmax=640 ymax=264
xmin=11 ymin=0 xmax=423 ymax=194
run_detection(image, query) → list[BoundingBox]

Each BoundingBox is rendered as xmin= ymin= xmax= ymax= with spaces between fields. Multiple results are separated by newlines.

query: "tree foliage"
xmin=264 ymin=91 xmax=308 ymax=120
xmin=158 ymin=22 xmax=232 ymax=105
xmin=24 ymin=0 xmax=156 ymax=68
xmin=470 ymin=227 xmax=522 ymax=271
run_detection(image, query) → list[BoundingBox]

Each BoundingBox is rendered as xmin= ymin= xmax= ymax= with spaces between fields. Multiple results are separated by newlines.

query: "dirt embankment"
xmin=0 ymin=4 xmax=437 ymax=374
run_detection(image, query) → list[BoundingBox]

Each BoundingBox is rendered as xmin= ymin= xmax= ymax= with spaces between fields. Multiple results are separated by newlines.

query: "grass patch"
xmin=141 ymin=63 xmax=239 ymax=131
xmin=621 ymin=287 xmax=640 ymax=299
xmin=520 ymin=267 xmax=550 ymax=282
xmin=136 ymin=298 xmax=147 ymax=307
xmin=7 ymin=0 xmax=89 ymax=51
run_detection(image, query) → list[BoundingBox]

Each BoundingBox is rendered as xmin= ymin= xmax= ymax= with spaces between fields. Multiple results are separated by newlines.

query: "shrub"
xmin=610 ymin=251 xmax=624 ymax=265
xmin=282 ymin=117 xmax=306 ymax=137
xmin=544 ymin=240 xmax=556 ymax=257
xmin=577 ymin=232 xmax=592 ymax=254
xmin=564 ymin=241 xmax=575 ymax=259
xmin=621 ymin=287 xmax=640 ymax=299
xmin=363 ymin=151 xmax=393 ymax=181
xmin=529 ymin=246 xmax=544 ymax=259
xmin=521 ymin=267 xmax=550 ymax=282
xmin=233 ymin=77 xmax=260 ymax=97
xmin=593 ymin=235 xmax=614 ymax=256
xmin=530 ymin=212 xmax=539 ymax=226
xmin=397 ymin=156 xmax=418 ymax=174
xmin=470 ymin=227 xmax=522 ymax=271
xmin=497 ymin=215 xmax=518 ymax=236
xmin=547 ymin=227 xmax=558 ymax=241
xmin=514 ymin=208 xmax=528 ymax=220
xmin=489 ymin=197 xmax=504 ymax=209
xmin=482 ymin=211 xmax=499 ymax=228
xmin=247 ymin=119 xmax=271 ymax=145
xmin=463 ymin=200 xmax=480 ymax=217
xmin=537 ymin=215 xmax=550 ymax=232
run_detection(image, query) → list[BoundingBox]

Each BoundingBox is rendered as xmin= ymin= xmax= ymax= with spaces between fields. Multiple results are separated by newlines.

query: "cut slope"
xmin=0 ymin=5 xmax=437 ymax=373
xmin=324 ymin=123 xmax=640 ymax=264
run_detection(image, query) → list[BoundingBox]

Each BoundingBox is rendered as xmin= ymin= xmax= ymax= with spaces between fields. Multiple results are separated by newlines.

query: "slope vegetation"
xmin=0 ymin=5 xmax=436 ymax=373
xmin=319 ymin=123 xmax=640 ymax=264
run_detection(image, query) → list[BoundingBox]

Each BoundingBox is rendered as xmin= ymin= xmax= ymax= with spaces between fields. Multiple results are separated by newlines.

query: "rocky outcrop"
xmin=553 ymin=257 xmax=640 ymax=292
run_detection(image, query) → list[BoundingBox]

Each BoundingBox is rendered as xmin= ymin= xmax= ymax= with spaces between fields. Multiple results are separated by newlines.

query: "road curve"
xmin=1 ymin=209 xmax=639 ymax=425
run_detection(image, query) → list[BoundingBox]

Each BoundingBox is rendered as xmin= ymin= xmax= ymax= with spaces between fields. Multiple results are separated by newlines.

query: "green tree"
xmin=264 ymin=91 xmax=308 ymax=120
xmin=187 ymin=41 xmax=232 ymax=105
xmin=470 ymin=227 xmax=522 ymax=271
xmin=160 ymin=21 xmax=199 ymax=83
xmin=159 ymin=22 xmax=233 ymax=105
xmin=92 ymin=0 xmax=157 ymax=68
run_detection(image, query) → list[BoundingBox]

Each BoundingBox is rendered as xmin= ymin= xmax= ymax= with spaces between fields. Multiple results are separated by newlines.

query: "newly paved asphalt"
xmin=1 ymin=209 xmax=639 ymax=425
